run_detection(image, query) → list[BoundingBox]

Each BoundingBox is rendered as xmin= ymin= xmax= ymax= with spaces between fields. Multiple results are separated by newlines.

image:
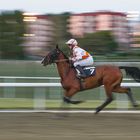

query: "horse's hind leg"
xmin=127 ymin=88 xmax=138 ymax=107
xmin=95 ymin=97 xmax=113 ymax=114
xmin=113 ymin=86 xmax=138 ymax=107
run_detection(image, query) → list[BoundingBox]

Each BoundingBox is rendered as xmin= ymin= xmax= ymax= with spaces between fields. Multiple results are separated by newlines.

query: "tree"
xmin=77 ymin=31 xmax=119 ymax=55
xmin=47 ymin=13 xmax=71 ymax=48
xmin=0 ymin=10 xmax=25 ymax=59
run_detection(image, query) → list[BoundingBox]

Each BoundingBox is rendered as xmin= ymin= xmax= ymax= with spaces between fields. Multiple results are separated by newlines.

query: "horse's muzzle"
xmin=41 ymin=58 xmax=46 ymax=66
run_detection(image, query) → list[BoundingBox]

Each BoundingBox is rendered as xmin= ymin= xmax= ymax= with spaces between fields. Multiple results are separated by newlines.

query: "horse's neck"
xmin=56 ymin=56 xmax=70 ymax=80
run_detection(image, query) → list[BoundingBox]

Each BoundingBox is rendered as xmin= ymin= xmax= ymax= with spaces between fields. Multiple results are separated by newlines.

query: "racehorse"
xmin=41 ymin=45 xmax=140 ymax=114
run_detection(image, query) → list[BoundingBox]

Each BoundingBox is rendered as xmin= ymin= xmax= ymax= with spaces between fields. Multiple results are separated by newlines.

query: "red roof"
xmin=73 ymin=11 xmax=126 ymax=17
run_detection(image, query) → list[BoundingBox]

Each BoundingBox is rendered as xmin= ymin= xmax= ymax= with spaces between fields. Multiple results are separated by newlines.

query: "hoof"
xmin=63 ymin=97 xmax=71 ymax=104
xmin=133 ymin=103 xmax=139 ymax=107
xmin=63 ymin=97 xmax=84 ymax=104
xmin=70 ymin=100 xmax=84 ymax=104
xmin=95 ymin=107 xmax=102 ymax=114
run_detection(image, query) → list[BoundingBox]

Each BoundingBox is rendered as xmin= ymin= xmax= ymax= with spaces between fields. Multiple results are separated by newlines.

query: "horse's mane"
xmin=58 ymin=48 xmax=69 ymax=63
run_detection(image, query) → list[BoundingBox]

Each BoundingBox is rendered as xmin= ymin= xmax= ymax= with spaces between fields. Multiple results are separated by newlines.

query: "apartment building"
xmin=127 ymin=11 xmax=140 ymax=48
xmin=131 ymin=23 xmax=140 ymax=47
xmin=23 ymin=13 xmax=54 ymax=56
xmin=68 ymin=11 xmax=130 ymax=47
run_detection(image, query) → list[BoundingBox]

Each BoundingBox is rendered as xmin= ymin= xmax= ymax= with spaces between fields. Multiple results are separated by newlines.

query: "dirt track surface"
xmin=0 ymin=112 xmax=140 ymax=140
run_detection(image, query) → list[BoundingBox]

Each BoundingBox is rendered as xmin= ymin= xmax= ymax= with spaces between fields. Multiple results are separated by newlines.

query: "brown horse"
xmin=41 ymin=45 xmax=140 ymax=114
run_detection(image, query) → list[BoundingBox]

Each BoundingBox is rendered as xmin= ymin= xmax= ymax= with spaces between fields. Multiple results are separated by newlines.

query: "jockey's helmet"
xmin=66 ymin=39 xmax=78 ymax=46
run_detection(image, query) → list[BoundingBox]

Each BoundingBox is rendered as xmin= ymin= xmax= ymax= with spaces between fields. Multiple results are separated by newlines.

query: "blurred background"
xmin=0 ymin=0 xmax=140 ymax=110
xmin=0 ymin=10 xmax=140 ymax=59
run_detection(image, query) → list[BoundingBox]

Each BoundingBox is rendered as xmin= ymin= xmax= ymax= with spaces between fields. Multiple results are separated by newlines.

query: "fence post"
xmin=116 ymin=94 xmax=129 ymax=110
xmin=48 ymin=79 xmax=62 ymax=100
xmin=34 ymin=88 xmax=46 ymax=110
xmin=3 ymin=78 xmax=15 ymax=98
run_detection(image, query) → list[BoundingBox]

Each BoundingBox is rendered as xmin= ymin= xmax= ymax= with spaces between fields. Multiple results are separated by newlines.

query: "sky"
xmin=0 ymin=0 xmax=140 ymax=14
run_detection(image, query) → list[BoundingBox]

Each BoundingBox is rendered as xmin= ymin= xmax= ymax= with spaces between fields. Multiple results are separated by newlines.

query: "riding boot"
xmin=75 ymin=65 xmax=86 ymax=78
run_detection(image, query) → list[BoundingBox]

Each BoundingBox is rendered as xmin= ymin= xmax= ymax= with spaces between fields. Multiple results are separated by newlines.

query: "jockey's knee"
xmin=73 ymin=62 xmax=79 ymax=67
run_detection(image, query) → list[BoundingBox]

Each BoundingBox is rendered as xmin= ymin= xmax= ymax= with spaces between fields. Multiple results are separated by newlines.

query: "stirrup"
xmin=76 ymin=74 xmax=86 ymax=79
xmin=80 ymin=74 xmax=86 ymax=78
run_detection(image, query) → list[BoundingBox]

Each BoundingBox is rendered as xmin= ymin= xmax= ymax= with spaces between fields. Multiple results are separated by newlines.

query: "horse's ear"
xmin=56 ymin=44 xmax=59 ymax=49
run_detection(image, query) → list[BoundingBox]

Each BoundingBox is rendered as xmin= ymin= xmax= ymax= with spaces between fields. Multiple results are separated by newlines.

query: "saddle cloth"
xmin=76 ymin=66 xmax=96 ymax=78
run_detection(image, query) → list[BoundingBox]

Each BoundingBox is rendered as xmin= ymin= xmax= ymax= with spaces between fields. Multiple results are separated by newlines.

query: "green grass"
xmin=0 ymin=98 xmax=33 ymax=109
xmin=0 ymin=98 xmax=138 ymax=110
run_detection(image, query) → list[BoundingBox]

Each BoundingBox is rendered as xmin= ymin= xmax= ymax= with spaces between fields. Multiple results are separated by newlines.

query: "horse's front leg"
xmin=63 ymin=88 xmax=83 ymax=104
xmin=59 ymin=89 xmax=79 ymax=117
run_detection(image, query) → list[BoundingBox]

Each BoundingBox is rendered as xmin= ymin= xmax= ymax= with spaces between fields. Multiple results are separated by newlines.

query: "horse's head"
xmin=41 ymin=45 xmax=68 ymax=66
xmin=41 ymin=45 xmax=69 ymax=66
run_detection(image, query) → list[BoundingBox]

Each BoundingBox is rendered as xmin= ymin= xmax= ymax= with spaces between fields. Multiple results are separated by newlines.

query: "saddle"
xmin=76 ymin=66 xmax=96 ymax=78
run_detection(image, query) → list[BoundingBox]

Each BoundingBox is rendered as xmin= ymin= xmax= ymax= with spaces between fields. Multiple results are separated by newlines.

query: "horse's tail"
xmin=119 ymin=66 xmax=140 ymax=82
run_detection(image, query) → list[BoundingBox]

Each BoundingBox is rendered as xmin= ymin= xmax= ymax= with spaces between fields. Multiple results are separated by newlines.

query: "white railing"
xmin=0 ymin=82 xmax=61 ymax=110
xmin=0 ymin=76 xmax=134 ymax=81
xmin=0 ymin=76 xmax=60 ymax=80
xmin=0 ymin=82 xmax=139 ymax=87
xmin=0 ymin=76 xmax=139 ymax=110
xmin=0 ymin=83 xmax=61 ymax=87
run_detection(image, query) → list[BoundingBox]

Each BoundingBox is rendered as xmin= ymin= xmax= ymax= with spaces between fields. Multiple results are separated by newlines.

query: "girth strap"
xmin=78 ymin=78 xmax=85 ymax=91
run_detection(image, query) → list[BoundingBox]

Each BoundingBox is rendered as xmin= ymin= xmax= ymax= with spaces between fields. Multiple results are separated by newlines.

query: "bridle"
xmin=41 ymin=48 xmax=69 ymax=66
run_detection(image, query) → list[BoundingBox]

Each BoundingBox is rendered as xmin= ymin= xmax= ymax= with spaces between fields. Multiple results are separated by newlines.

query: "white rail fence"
xmin=0 ymin=76 xmax=140 ymax=110
xmin=0 ymin=82 xmax=140 ymax=87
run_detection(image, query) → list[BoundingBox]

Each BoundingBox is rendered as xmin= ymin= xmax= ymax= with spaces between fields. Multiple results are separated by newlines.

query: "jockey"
xmin=66 ymin=39 xmax=94 ymax=78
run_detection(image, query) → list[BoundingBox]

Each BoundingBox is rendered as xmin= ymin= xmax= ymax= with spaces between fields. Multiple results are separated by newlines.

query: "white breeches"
xmin=73 ymin=56 xmax=94 ymax=67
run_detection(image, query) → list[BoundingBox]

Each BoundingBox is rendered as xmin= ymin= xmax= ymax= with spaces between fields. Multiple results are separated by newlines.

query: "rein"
xmin=54 ymin=59 xmax=69 ymax=63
